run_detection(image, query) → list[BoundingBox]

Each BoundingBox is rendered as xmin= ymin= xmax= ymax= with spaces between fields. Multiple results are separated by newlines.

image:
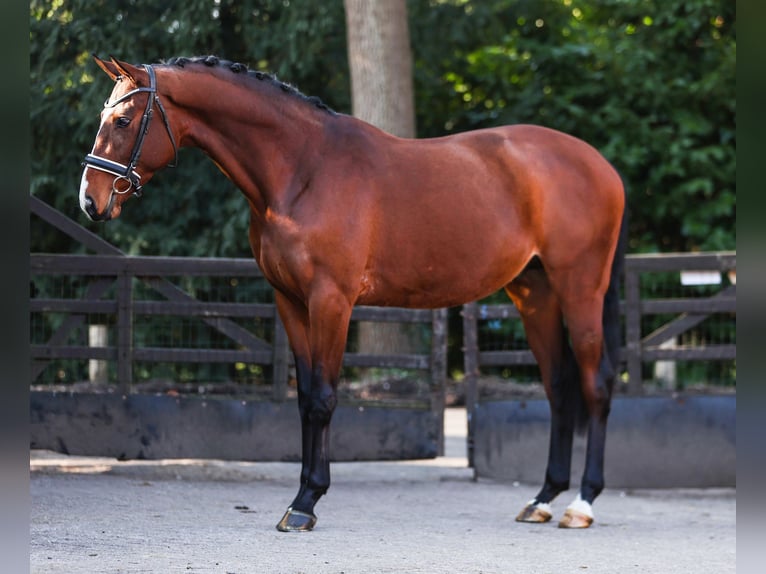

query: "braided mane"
xmin=163 ymin=55 xmax=336 ymax=115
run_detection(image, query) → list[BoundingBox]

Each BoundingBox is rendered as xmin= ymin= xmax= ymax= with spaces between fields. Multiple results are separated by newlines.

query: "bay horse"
xmin=80 ymin=56 xmax=626 ymax=531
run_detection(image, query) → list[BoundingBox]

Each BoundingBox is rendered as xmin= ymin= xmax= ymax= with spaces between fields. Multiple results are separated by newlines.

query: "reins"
xmin=82 ymin=64 xmax=178 ymax=200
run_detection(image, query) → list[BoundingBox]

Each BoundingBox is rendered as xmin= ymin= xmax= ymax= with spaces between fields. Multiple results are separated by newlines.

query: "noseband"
xmin=82 ymin=64 xmax=178 ymax=199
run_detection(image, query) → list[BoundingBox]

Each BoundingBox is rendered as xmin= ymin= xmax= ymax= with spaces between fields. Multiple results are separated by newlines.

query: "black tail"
xmin=603 ymin=194 xmax=628 ymax=383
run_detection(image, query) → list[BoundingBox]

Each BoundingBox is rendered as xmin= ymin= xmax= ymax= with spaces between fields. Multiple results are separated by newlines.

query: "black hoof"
xmin=276 ymin=507 xmax=317 ymax=532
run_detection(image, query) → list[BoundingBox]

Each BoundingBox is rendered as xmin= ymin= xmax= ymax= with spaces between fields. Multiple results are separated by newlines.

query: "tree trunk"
xmin=344 ymin=0 xmax=416 ymax=360
xmin=345 ymin=0 xmax=415 ymax=137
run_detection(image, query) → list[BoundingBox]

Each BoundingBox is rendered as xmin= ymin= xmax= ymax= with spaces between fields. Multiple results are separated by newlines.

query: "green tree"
xmin=345 ymin=0 xmax=420 ymax=358
xmin=408 ymin=0 xmax=735 ymax=253
xmin=30 ymin=0 xmax=348 ymax=256
xmin=31 ymin=0 xmax=735 ymax=255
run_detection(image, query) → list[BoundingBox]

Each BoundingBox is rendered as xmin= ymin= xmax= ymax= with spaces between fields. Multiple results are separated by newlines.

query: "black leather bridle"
xmin=82 ymin=64 xmax=178 ymax=199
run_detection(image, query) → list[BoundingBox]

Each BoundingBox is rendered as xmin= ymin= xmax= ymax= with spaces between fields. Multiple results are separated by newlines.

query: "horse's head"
xmin=79 ymin=56 xmax=177 ymax=221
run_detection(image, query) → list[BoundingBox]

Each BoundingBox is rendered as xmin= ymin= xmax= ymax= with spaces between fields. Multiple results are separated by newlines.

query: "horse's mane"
xmin=162 ymin=55 xmax=336 ymax=115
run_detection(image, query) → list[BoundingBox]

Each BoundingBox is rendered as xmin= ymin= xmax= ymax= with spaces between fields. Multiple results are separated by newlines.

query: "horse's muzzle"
xmin=82 ymin=194 xmax=111 ymax=222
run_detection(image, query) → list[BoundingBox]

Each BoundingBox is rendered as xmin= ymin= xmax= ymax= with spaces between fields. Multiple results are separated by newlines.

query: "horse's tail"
xmin=604 ymin=194 xmax=628 ymax=386
xmin=572 ymin=183 xmax=628 ymax=434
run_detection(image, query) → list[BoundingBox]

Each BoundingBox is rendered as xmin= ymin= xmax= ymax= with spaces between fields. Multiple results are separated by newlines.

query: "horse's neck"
xmin=171 ymin=75 xmax=324 ymax=213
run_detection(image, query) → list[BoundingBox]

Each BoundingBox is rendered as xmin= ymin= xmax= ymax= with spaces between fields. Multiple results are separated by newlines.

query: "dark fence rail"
xmin=32 ymin=250 xmax=734 ymax=393
xmin=30 ymin=197 xmax=734 ymax=402
xmin=621 ymin=252 xmax=736 ymax=393
xmin=462 ymin=251 xmax=736 ymax=411
xmin=30 ymin=195 xmax=450 ymax=460
xmin=30 ymin=252 xmax=448 ymax=400
xmin=30 ymin=197 xmax=447 ymax=408
xmin=30 ymin=197 xmax=735 ymax=474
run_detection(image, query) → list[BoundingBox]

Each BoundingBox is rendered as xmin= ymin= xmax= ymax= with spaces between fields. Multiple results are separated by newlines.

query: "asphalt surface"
xmin=30 ymin=409 xmax=735 ymax=574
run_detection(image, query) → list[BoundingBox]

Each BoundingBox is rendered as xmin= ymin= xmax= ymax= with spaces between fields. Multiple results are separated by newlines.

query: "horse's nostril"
xmin=83 ymin=195 xmax=98 ymax=217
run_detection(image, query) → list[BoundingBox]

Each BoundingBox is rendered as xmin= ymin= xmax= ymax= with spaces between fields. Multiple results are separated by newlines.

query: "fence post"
xmin=624 ymin=267 xmax=643 ymax=394
xmin=272 ymin=313 xmax=290 ymax=401
xmin=462 ymin=302 xmax=479 ymax=468
xmin=430 ymin=308 xmax=448 ymax=456
xmin=116 ymin=272 xmax=133 ymax=393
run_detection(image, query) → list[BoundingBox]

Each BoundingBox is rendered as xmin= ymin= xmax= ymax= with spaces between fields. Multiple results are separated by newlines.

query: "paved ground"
xmin=30 ymin=409 xmax=735 ymax=574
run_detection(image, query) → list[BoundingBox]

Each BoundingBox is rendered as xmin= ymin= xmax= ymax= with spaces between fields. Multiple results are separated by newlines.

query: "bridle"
xmin=82 ymin=64 xmax=178 ymax=200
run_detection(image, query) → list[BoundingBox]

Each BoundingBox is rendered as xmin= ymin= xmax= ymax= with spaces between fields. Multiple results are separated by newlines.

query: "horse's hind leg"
xmin=505 ymin=265 xmax=580 ymax=524
xmin=552 ymin=272 xmax=617 ymax=529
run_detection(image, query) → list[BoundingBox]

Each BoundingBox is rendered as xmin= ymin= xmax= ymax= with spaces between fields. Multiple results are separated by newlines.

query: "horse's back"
xmin=325 ymin=120 xmax=624 ymax=308
xmin=450 ymin=124 xmax=623 ymax=210
xmin=362 ymin=122 xmax=624 ymax=225
xmin=385 ymin=123 xmax=624 ymax=265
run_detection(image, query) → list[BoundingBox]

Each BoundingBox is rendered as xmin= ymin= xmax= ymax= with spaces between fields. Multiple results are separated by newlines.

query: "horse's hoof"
xmin=276 ymin=507 xmax=317 ymax=532
xmin=558 ymin=508 xmax=594 ymax=529
xmin=515 ymin=502 xmax=552 ymax=523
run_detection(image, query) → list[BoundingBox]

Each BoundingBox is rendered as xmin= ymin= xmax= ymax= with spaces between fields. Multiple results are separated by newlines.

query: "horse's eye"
xmin=116 ymin=116 xmax=131 ymax=128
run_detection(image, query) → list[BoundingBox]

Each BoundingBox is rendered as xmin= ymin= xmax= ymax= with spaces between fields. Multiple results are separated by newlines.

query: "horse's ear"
xmin=92 ymin=54 xmax=121 ymax=81
xmin=91 ymin=54 xmax=145 ymax=83
xmin=108 ymin=56 xmax=145 ymax=84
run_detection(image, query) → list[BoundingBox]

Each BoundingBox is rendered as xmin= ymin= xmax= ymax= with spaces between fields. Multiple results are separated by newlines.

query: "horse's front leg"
xmin=274 ymin=288 xmax=352 ymax=532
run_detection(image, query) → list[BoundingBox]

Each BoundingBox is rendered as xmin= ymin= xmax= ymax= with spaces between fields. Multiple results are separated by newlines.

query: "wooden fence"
xmin=30 ymin=197 xmax=735 ymax=467
xmin=29 ymin=196 xmax=447 ymax=402
xmin=462 ymin=251 xmax=736 ymax=409
xmin=30 ymin=252 xmax=448 ymax=397
xmin=30 ymin=196 xmax=449 ymax=459
xmin=31 ymin=197 xmax=734 ymax=400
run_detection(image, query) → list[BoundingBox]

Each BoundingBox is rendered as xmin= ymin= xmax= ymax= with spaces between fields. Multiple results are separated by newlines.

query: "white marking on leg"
xmin=527 ymin=499 xmax=552 ymax=515
xmin=566 ymin=493 xmax=594 ymax=518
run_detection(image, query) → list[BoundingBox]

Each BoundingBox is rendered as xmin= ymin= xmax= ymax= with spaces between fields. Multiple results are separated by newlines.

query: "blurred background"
xmin=29 ymin=0 xmax=735 ymax=397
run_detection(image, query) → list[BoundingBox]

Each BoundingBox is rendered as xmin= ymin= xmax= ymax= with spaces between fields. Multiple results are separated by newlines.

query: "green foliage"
xmin=30 ymin=0 xmax=348 ymax=256
xmin=30 ymin=0 xmax=735 ymax=256
xmin=409 ymin=0 xmax=735 ymax=252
